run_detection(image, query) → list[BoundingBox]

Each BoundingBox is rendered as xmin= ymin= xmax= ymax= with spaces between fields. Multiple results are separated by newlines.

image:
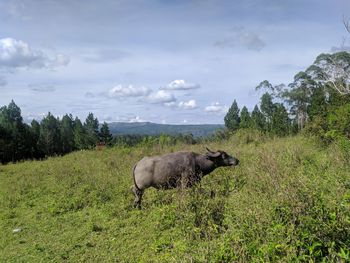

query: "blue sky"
xmin=0 ymin=0 xmax=349 ymax=124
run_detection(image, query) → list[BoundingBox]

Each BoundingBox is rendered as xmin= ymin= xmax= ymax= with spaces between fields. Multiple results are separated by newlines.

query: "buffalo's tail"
xmin=132 ymin=164 xmax=141 ymax=191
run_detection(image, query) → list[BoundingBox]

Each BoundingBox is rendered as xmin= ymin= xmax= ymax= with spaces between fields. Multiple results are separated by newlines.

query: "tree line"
xmin=0 ymin=101 xmax=113 ymax=163
xmin=0 ymin=101 xmax=200 ymax=164
xmin=224 ymin=51 xmax=350 ymax=141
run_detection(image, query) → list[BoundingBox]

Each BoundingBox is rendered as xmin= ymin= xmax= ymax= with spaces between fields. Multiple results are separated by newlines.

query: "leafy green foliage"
xmin=326 ymin=104 xmax=350 ymax=139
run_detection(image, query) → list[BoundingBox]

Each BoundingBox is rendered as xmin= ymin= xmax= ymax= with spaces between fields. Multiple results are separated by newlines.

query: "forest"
xmin=224 ymin=51 xmax=350 ymax=140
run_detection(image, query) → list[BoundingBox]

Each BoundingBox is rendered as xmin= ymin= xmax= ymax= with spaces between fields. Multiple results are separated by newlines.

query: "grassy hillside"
xmin=1 ymin=132 xmax=349 ymax=262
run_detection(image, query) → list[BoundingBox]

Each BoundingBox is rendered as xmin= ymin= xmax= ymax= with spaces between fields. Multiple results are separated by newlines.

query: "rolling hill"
xmin=107 ymin=122 xmax=224 ymax=137
xmin=1 ymin=132 xmax=349 ymax=262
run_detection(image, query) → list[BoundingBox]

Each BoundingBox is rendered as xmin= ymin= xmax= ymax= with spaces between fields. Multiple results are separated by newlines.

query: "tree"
xmin=307 ymin=86 xmax=328 ymax=121
xmin=239 ymin=106 xmax=251 ymax=129
xmin=0 ymin=125 xmax=11 ymax=163
xmin=29 ymin=119 xmax=43 ymax=159
xmin=60 ymin=114 xmax=75 ymax=153
xmin=271 ymin=103 xmax=290 ymax=136
xmin=39 ymin=112 xmax=61 ymax=155
xmin=260 ymin=93 xmax=275 ymax=131
xmin=251 ymin=105 xmax=265 ymax=130
xmin=73 ymin=117 xmax=86 ymax=150
xmin=256 ymin=80 xmax=285 ymax=99
xmin=224 ymin=100 xmax=240 ymax=131
xmin=0 ymin=100 xmax=31 ymax=162
xmin=306 ymin=18 xmax=350 ymax=96
xmin=84 ymin=113 xmax=99 ymax=147
xmin=344 ymin=15 xmax=350 ymax=33
xmin=99 ymin=122 xmax=113 ymax=145
xmin=305 ymin=52 xmax=350 ymax=95
xmin=284 ymin=72 xmax=315 ymax=130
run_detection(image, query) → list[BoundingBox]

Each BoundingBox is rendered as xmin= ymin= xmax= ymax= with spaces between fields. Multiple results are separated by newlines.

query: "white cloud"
xmin=128 ymin=116 xmax=146 ymax=123
xmin=23 ymin=112 xmax=46 ymax=122
xmin=163 ymin=79 xmax=200 ymax=90
xmin=108 ymin=85 xmax=151 ymax=98
xmin=53 ymin=54 xmax=70 ymax=67
xmin=0 ymin=38 xmax=69 ymax=70
xmin=204 ymin=102 xmax=228 ymax=114
xmin=114 ymin=114 xmax=147 ymax=123
xmin=178 ymin=99 xmax=197 ymax=110
xmin=214 ymin=26 xmax=266 ymax=51
xmin=145 ymin=90 xmax=176 ymax=104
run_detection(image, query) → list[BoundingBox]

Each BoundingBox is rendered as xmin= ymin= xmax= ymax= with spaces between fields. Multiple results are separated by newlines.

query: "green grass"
xmin=1 ymin=133 xmax=350 ymax=262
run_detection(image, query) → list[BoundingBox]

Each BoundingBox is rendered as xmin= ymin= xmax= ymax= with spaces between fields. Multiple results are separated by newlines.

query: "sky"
xmin=0 ymin=0 xmax=349 ymax=124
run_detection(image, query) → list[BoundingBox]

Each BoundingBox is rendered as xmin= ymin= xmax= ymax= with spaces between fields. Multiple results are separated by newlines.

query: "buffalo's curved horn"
xmin=206 ymin=147 xmax=214 ymax=153
xmin=206 ymin=148 xmax=221 ymax=158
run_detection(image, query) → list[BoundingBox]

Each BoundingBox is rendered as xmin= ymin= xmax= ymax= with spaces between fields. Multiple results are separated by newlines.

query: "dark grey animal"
xmin=131 ymin=147 xmax=239 ymax=208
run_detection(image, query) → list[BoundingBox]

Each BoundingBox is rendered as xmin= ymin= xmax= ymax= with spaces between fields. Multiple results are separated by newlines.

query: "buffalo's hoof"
xmin=133 ymin=203 xmax=141 ymax=210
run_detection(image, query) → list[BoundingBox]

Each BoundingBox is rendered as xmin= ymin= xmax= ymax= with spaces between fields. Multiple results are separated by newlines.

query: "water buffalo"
xmin=131 ymin=147 xmax=239 ymax=208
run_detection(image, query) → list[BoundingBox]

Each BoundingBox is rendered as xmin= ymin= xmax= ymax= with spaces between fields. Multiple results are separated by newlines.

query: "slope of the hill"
xmin=107 ymin=122 xmax=224 ymax=137
xmin=0 ymin=132 xmax=349 ymax=262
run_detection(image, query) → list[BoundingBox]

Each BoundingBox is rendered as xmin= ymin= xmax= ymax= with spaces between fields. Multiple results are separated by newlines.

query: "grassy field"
xmin=1 ymin=132 xmax=350 ymax=262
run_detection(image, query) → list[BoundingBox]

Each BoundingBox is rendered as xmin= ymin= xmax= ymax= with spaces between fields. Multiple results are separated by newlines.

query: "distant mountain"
xmin=107 ymin=122 xmax=224 ymax=138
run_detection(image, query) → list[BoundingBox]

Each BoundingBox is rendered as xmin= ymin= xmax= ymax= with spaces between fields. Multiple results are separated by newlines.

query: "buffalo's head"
xmin=206 ymin=147 xmax=239 ymax=167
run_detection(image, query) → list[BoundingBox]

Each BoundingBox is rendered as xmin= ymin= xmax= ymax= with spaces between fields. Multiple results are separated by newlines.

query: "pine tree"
xmin=7 ymin=100 xmax=23 ymax=123
xmin=0 ymin=124 xmax=11 ymax=163
xmin=60 ymin=114 xmax=75 ymax=153
xmin=260 ymin=93 xmax=275 ymax=132
xmin=84 ymin=113 xmax=99 ymax=147
xmin=39 ymin=112 xmax=61 ymax=155
xmin=29 ymin=120 xmax=42 ymax=158
xmin=251 ymin=105 xmax=265 ymax=130
xmin=224 ymin=100 xmax=240 ymax=131
xmin=0 ymin=100 xmax=31 ymax=162
xmin=271 ymin=103 xmax=290 ymax=136
xmin=239 ymin=106 xmax=251 ymax=129
xmin=99 ymin=122 xmax=113 ymax=145
xmin=73 ymin=117 xmax=86 ymax=150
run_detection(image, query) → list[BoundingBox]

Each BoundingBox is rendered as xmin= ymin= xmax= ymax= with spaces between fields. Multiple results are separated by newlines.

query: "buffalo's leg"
xmin=131 ymin=185 xmax=143 ymax=209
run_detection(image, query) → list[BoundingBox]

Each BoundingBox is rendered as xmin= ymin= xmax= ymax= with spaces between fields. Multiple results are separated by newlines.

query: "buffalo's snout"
xmin=229 ymin=158 xmax=239 ymax=166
